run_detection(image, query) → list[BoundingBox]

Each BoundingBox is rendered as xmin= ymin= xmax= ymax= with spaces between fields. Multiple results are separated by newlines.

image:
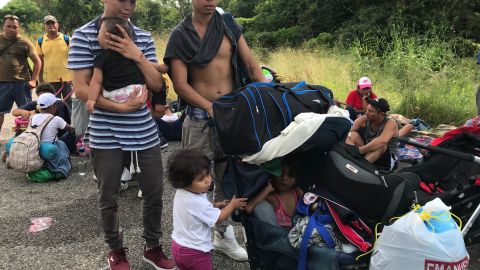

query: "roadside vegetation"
xmin=155 ymin=23 xmax=479 ymax=126
xmin=3 ymin=0 xmax=478 ymax=126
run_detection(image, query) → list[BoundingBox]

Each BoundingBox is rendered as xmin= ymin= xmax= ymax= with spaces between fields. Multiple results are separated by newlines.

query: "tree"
xmin=0 ymin=0 xmax=42 ymax=32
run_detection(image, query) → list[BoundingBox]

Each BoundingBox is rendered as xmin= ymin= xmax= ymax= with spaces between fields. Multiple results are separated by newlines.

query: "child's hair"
xmin=35 ymin=83 xmax=55 ymax=95
xmin=100 ymin=17 xmax=132 ymax=38
xmin=167 ymin=149 xmax=211 ymax=189
xmin=281 ymin=155 xmax=301 ymax=180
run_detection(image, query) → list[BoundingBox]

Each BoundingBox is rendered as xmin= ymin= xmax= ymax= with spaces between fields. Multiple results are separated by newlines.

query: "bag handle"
xmin=274 ymin=82 xmax=319 ymax=112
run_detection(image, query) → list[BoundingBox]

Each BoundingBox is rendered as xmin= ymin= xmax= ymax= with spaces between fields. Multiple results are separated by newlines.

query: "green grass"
xmin=88 ymin=30 xmax=478 ymax=127
xmin=254 ymin=24 xmax=479 ymax=126
xmin=154 ymin=33 xmax=478 ymax=126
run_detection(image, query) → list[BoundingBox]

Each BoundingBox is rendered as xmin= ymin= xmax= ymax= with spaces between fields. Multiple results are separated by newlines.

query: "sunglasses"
xmin=3 ymin=14 xmax=19 ymax=23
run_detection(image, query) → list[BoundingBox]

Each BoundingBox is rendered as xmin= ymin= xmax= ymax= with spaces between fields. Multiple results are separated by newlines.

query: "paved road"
xmin=0 ymin=140 xmax=479 ymax=269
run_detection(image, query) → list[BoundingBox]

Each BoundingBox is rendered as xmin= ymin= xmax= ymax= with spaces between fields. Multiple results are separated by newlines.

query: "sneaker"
xmin=107 ymin=248 xmax=130 ymax=270
xmin=120 ymin=181 xmax=129 ymax=192
xmin=121 ymin=167 xmax=132 ymax=181
xmin=160 ymin=137 xmax=168 ymax=150
xmin=137 ymin=189 xmax=143 ymax=198
xmin=143 ymin=246 xmax=175 ymax=270
xmin=213 ymin=225 xmax=248 ymax=261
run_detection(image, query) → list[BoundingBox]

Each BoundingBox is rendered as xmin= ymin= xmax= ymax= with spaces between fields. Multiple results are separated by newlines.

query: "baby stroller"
xmin=220 ymin=114 xmax=480 ymax=269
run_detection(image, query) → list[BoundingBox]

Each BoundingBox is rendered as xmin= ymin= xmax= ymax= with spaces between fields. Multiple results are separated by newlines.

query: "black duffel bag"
xmin=212 ymin=81 xmax=335 ymax=155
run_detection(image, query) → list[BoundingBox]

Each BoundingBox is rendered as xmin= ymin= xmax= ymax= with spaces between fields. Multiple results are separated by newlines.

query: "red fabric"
xmin=325 ymin=201 xmax=372 ymax=252
xmin=272 ymin=189 xmax=298 ymax=227
xmin=345 ymin=89 xmax=377 ymax=110
xmin=475 ymin=177 xmax=480 ymax=186
xmin=420 ymin=182 xmax=432 ymax=194
xmin=431 ymin=126 xmax=480 ymax=146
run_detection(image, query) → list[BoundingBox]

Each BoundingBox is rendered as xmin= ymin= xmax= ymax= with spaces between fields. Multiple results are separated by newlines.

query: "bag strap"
xmin=0 ymin=40 xmax=17 ymax=56
xmin=297 ymin=204 xmax=336 ymax=270
xmin=28 ymin=114 xmax=55 ymax=136
xmin=38 ymin=34 xmax=69 ymax=48
xmin=275 ymin=82 xmax=318 ymax=112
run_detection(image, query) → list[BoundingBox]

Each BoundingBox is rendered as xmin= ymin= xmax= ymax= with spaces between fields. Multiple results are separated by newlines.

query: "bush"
xmin=254 ymin=26 xmax=304 ymax=48
xmin=304 ymin=32 xmax=335 ymax=49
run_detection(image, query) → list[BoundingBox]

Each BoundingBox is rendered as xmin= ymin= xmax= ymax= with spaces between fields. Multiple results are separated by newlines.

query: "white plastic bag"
xmin=370 ymin=198 xmax=469 ymax=270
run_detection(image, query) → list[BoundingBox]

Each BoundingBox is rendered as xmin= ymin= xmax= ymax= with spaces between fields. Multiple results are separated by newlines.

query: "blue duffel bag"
xmin=212 ymin=81 xmax=335 ymax=155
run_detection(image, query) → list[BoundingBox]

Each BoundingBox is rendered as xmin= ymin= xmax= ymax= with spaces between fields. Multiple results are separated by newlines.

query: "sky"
xmin=0 ymin=0 xmax=10 ymax=9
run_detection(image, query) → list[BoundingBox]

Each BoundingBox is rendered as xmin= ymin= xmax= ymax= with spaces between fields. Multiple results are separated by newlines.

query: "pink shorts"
xmin=171 ymin=240 xmax=212 ymax=270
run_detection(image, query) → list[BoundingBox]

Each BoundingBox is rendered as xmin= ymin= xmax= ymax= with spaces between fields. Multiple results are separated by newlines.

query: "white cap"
xmin=37 ymin=93 xmax=59 ymax=109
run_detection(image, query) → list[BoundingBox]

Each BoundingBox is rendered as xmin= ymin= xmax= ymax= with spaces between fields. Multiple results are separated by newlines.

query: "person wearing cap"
xmin=12 ymin=83 xmax=71 ymax=136
xmin=0 ymin=14 xmax=42 ymax=132
xmin=35 ymin=15 xmax=73 ymax=108
xmin=345 ymin=77 xmax=378 ymax=121
xmin=33 ymin=92 xmax=75 ymax=146
xmin=346 ymin=98 xmax=399 ymax=172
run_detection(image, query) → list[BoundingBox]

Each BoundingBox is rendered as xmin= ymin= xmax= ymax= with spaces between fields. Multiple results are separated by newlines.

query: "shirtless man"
xmin=346 ymin=98 xmax=399 ymax=172
xmin=164 ymin=0 xmax=267 ymax=262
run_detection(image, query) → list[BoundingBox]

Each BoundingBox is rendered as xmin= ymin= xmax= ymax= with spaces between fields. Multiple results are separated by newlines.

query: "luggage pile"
xmin=213 ymin=80 xmax=477 ymax=270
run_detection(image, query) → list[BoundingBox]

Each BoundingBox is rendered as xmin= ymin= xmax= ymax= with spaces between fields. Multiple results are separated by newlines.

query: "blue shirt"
xmin=68 ymin=15 xmax=160 ymax=151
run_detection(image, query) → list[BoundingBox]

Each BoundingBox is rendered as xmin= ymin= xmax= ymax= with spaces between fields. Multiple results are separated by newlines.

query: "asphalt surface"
xmin=0 ymin=140 xmax=479 ymax=269
xmin=0 ymin=141 xmax=249 ymax=270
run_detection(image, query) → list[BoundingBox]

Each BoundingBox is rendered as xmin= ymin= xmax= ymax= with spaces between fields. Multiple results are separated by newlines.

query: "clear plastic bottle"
xmin=78 ymin=146 xmax=87 ymax=176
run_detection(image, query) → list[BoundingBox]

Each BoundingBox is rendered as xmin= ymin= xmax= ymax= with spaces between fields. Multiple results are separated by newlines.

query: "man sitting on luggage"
xmin=345 ymin=98 xmax=399 ymax=171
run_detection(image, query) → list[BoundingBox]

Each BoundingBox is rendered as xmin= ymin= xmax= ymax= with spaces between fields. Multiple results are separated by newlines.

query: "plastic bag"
xmin=370 ymin=198 xmax=469 ymax=270
xmin=27 ymin=168 xmax=64 ymax=183
xmin=28 ymin=217 xmax=55 ymax=234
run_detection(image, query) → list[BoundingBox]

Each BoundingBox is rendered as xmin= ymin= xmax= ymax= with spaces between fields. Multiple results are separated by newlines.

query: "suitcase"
xmin=317 ymin=142 xmax=420 ymax=223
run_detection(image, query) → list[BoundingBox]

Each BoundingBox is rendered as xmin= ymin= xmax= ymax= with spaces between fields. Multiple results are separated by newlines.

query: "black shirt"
xmin=93 ymin=49 xmax=145 ymax=91
xmin=20 ymin=100 xmax=71 ymax=124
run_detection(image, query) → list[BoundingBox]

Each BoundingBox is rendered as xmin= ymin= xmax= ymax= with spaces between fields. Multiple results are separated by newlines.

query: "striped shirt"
xmin=68 ymin=15 xmax=160 ymax=151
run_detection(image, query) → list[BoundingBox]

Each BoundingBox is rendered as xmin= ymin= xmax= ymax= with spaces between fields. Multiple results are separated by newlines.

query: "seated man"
xmin=345 ymin=98 xmax=399 ymax=171
xmin=345 ymin=77 xmax=378 ymax=121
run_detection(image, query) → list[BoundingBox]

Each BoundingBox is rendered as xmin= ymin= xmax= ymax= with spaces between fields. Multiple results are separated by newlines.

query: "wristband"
xmin=135 ymin=53 xmax=144 ymax=64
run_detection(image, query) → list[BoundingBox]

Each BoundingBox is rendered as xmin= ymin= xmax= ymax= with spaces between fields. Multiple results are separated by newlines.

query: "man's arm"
xmin=359 ymin=119 xmax=398 ymax=154
xmin=171 ymin=58 xmax=214 ymax=116
xmin=350 ymin=115 xmax=366 ymax=133
xmin=39 ymin=55 xmax=45 ymax=83
xmin=237 ymin=36 xmax=268 ymax=82
xmin=12 ymin=108 xmax=34 ymax=119
xmin=62 ymin=123 xmax=75 ymax=132
xmin=73 ymin=69 xmax=146 ymax=113
xmin=29 ymin=54 xmax=42 ymax=88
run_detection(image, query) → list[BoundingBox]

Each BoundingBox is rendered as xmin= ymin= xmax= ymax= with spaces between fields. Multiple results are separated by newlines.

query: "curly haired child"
xmin=168 ymin=149 xmax=247 ymax=270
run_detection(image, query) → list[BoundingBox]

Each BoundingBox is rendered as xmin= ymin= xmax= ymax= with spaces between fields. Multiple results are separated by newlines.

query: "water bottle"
xmin=78 ymin=146 xmax=88 ymax=176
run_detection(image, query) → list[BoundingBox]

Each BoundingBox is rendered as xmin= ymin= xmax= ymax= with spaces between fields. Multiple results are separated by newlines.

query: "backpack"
xmin=37 ymin=34 xmax=70 ymax=48
xmin=7 ymin=115 xmax=55 ymax=173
